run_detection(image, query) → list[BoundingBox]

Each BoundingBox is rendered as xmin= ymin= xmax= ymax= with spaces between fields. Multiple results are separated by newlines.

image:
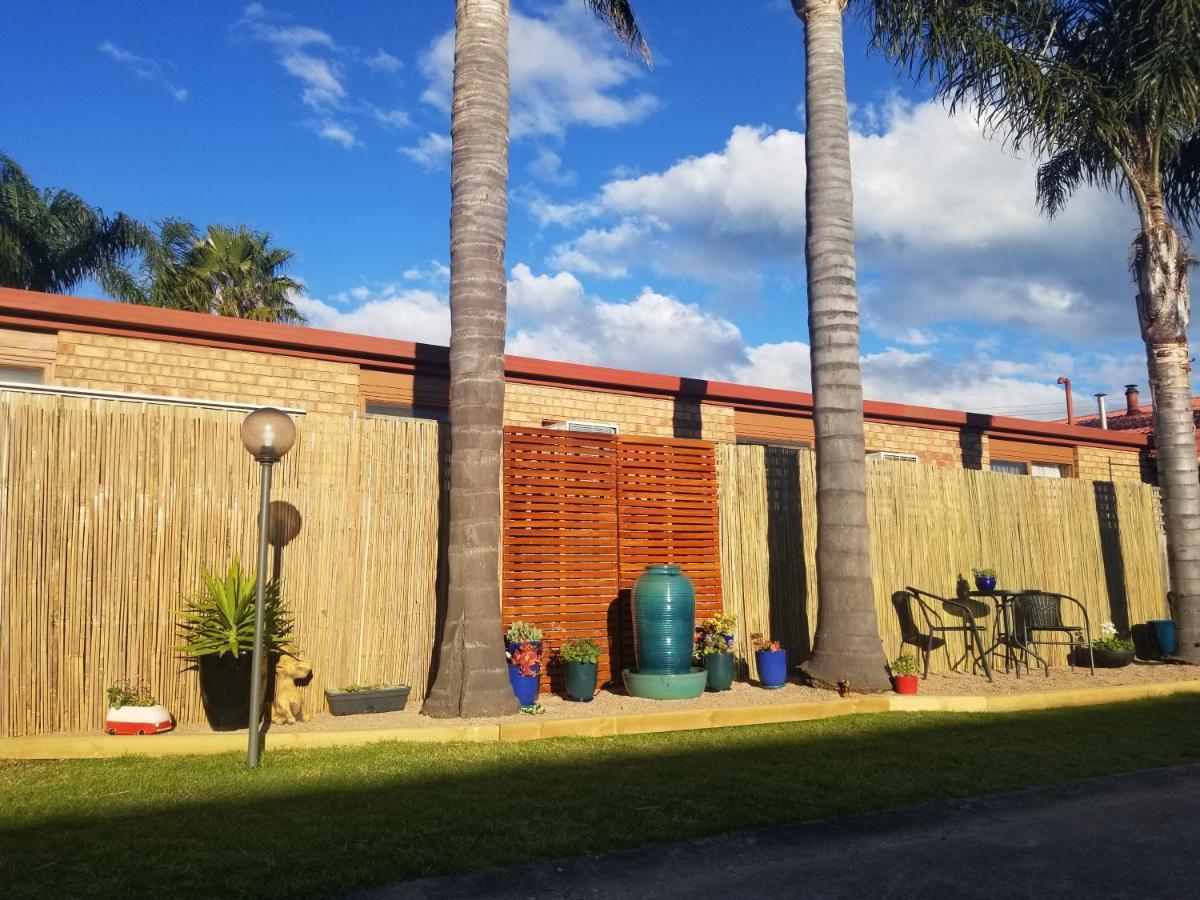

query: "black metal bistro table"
xmin=970 ymin=589 xmax=1047 ymax=678
xmin=938 ymin=592 xmax=995 ymax=682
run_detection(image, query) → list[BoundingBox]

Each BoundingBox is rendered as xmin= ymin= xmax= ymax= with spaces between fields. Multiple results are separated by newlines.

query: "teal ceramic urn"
xmin=631 ymin=565 xmax=695 ymax=674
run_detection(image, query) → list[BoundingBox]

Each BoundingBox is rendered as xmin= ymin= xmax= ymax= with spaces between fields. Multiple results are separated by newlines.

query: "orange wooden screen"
xmin=502 ymin=427 xmax=722 ymax=691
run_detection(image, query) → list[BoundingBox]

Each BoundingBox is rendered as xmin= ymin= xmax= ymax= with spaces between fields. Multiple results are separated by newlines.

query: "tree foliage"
xmin=868 ymin=0 xmax=1200 ymax=230
xmin=0 ymin=153 xmax=144 ymax=294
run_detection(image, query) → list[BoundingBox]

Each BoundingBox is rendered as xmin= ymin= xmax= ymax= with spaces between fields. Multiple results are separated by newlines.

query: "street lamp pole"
xmin=240 ymin=407 xmax=297 ymax=770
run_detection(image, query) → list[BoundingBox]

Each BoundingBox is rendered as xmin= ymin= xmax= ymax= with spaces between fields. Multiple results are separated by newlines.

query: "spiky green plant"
xmin=175 ymin=559 xmax=292 ymax=658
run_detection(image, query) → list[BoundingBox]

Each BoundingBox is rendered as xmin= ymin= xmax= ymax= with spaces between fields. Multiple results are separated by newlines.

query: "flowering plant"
xmin=1087 ymin=621 xmax=1134 ymax=652
xmin=750 ymin=632 xmax=782 ymax=653
xmin=890 ymin=654 xmax=921 ymax=677
xmin=695 ymin=613 xmax=736 ymax=657
xmin=507 ymin=641 xmax=542 ymax=676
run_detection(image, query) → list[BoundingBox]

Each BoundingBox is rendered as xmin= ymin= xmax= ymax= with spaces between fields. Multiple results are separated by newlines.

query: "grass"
xmin=4 ymin=696 xmax=1200 ymax=898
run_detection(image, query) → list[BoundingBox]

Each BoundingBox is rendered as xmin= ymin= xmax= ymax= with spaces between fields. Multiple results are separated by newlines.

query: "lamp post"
xmin=239 ymin=407 xmax=297 ymax=769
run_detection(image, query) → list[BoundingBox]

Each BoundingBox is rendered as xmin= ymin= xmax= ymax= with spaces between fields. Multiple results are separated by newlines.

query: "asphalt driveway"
xmin=360 ymin=763 xmax=1200 ymax=899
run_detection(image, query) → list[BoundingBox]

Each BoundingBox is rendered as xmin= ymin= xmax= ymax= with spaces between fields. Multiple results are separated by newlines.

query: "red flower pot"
xmin=893 ymin=674 xmax=919 ymax=695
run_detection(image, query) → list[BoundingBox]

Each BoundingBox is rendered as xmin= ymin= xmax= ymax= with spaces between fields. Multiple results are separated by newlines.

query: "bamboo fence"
xmin=0 ymin=391 xmax=440 ymax=737
xmin=719 ymin=444 xmax=1170 ymax=679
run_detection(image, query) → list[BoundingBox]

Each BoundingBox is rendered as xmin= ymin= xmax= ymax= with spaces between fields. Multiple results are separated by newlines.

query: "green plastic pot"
xmin=704 ymin=652 xmax=734 ymax=691
xmin=566 ymin=661 xmax=598 ymax=702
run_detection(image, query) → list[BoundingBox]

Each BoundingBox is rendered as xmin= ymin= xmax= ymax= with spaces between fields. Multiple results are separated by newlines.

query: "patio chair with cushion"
xmin=894 ymin=588 xmax=993 ymax=682
xmin=1009 ymin=591 xmax=1094 ymax=676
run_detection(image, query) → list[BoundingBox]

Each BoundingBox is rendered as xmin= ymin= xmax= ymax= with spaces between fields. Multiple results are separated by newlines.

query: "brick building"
xmin=0 ymin=286 xmax=1152 ymax=482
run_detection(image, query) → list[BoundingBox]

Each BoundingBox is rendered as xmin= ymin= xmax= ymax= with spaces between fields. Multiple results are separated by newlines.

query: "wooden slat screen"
xmin=502 ymin=428 xmax=723 ymax=691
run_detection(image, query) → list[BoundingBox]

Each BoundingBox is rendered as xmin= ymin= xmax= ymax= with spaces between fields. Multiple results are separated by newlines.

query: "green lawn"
xmin=3 ymin=696 xmax=1200 ymax=898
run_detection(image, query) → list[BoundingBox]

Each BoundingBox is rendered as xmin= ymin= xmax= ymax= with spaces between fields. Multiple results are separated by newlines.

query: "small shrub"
xmin=695 ymin=613 xmax=737 ymax=656
xmin=890 ymin=655 xmax=921 ymax=677
xmin=1088 ymin=621 xmax=1135 ymax=652
xmin=106 ymin=680 xmax=157 ymax=709
xmin=505 ymin=621 xmax=543 ymax=644
xmin=750 ymin=632 xmax=782 ymax=652
xmin=335 ymin=682 xmax=408 ymax=693
xmin=972 ymin=567 xmax=997 ymax=580
xmin=560 ymin=638 xmax=601 ymax=664
xmin=175 ymin=558 xmax=292 ymax=658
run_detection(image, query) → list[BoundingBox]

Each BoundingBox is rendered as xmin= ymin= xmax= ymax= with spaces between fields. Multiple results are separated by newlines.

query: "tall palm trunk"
xmin=1133 ymin=184 xmax=1200 ymax=663
xmin=423 ymin=0 xmax=518 ymax=718
xmin=794 ymin=0 xmax=889 ymax=691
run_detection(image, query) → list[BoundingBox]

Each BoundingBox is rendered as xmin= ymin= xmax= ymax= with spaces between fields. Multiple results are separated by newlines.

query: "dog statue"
xmin=271 ymin=652 xmax=313 ymax=725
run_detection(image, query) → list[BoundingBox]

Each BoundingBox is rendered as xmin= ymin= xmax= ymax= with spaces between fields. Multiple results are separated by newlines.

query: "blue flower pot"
xmin=1149 ymin=619 xmax=1177 ymax=656
xmin=508 ymin=667 xmax=541 ymax=706
xmin=974 ymin=576 xmax=996 ymax=594
xmin=755 ymin=648 xmax=788 ymax=689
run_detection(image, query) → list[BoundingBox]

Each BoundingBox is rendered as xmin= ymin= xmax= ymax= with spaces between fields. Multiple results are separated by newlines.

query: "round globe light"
xmin=240 ymin=408 xmax=297 ymax=463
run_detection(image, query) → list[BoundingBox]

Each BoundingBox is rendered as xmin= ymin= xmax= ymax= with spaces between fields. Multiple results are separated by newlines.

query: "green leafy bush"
xmin=106 ymin=680 xmax=157 ymax=708
xmin=505 ymin=621 xmax=543 ymax=644
xmin=560 ymin=638 xmax=601 ymax=664
xmin=972 ymin=567 xmax=997 ymax=579
xmin=175 ymin=558 xmax=292 ymax=658
xmin=890 ymin=654 xmax=920 ymax=677
xmin=1089 ymin=621 xmax=1135 ymax=652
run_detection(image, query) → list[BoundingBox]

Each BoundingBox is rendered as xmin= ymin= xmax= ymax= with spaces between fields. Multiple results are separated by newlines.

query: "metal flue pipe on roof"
xmin=1095 ymin=393 xmax=1108 ymax=429
xmin=1057 ymin=377 xmax=1074 ymax=424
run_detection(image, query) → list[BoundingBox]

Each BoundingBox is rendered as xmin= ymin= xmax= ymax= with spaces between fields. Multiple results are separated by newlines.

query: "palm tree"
xmin=788 ymin=1 xmax=892 ymax=690
xmin=871 ymin=0 xmax=1200 ymax=663
xmin=422 ymin=0 xmax=651 ymax=718
xmin=0 ymin=153 xmax=143 ymax=296
xmin=110 ymin=221 xmax=306 ymax=325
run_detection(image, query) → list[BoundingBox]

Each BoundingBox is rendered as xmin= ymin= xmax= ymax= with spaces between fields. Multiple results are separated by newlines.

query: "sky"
xmin=0 ymin=0 xmax=1169 ymax=419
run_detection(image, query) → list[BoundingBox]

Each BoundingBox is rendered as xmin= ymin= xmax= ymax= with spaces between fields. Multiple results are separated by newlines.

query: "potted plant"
xmin=890 ymin=655 xmax=921 ymax=694
xmin=175 ymin=558 xmax=292 ymax=731
xmin=104 ymin=680 xmax=174 ymax=735
xmin=972 ymin=567 xmax=997 ymax=594
xmin=1071 ymin=621 xmax=1136 ymax=668
xmin=696 ymin=613 xmax=736 ymax=691
xmin=324 ymin=682 xmax=412 ymax=715
xmin=560 ymin=637 xmax=601 ymax=702
xmin=505 ymin=621 xmax=544 ymax=706
xmin=751 ymin=633 xmax=788 ymax=689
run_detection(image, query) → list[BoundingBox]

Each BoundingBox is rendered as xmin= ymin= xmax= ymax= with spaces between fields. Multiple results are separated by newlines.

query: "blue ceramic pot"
xmin=1149 ymin=619 xmax=1177 ymax=656
xmin=756 ymin=648 xmax=788 ymax=689
xmin=975 ymin=576 xmax=997 ymax=594
xmin=631 ymin=565 xmax=695 ymax=674
xmin=507 ymin=667 xmax=541 ymax=706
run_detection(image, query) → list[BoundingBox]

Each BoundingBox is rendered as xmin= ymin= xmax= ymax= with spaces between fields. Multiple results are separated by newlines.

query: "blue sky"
xmin=0 ymin=0 xmax=1163 ymax=418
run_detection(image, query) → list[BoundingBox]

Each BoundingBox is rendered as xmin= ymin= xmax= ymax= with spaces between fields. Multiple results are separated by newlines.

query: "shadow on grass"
xmin=3 ymin=696 xmax=1200 ymax=899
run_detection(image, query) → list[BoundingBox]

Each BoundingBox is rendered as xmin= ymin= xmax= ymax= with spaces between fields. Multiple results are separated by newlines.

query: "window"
xmin=1031 ymin=462 xmax=1067 ymax=479
xmin=990 ymin=459 xmax=1028 ymax=476
xmin=0 ymin=365 xmax=44 ymax=385
xmin=365 ymin=402 xmax=447 ymax=423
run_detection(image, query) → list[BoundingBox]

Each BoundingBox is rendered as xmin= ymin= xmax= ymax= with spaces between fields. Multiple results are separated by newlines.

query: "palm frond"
xmin=1164 ymin=128 xmax=1200 ymax=234
xmin=582 ymin=0 xmax=652 ymax=66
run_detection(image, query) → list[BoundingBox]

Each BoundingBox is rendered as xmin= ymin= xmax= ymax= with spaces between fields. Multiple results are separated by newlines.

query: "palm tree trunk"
xmin=1134 ymin=210 xmax=1200 ymax=664
xmin=794 ymin=0 xmax=890 ymax=691
xmin=423 ymin=0 xmax=519 ymax=718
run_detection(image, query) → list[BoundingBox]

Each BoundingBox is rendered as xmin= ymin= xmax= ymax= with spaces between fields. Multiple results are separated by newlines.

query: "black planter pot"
xmin=198 ymin=652 xmax=272 ymax=731
xmin=325 ymin=686 xmax=411 ymax=716
xmin=1070 ymin=646 xmax=1135 ymax=669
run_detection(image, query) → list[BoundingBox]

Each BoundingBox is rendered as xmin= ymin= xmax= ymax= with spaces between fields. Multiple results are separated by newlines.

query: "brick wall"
xmin=54 ymin=332 xmax=360 ymax=414
xmin=504 ymin=382 xmax=736 ymax=442
xmin=1076 ymin=446 xmax=1152 ymax=483
xmin=865 ymin=421 xmax=981 ymax=468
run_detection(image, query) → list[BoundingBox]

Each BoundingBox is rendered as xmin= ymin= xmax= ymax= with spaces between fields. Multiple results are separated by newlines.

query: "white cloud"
xmin=98 ymin=40 xmax=188 ymax=101
xmin=313 ymin=120 xmax=358 ymax=149
xmin=528 ymin=149 xmax=575 ymax=185
xmin=367 ymin=104 xmax=411 ymax=129
xmin=539 ymin=99 xmax=1136 ymax=340
xmin=418 ymin=0 xmax=657 ymax=139
xmin=238 ymin=4 xmax=335 ymax=49
xmin=366 ymin=49 xmax=402 ymax=73
xmin=281 ymin=51 xmax=346 ymax=108
xmin=294 ymin=287 xmax=449 ymax=344
xmin=508 ymin=263 xmax=585 ymax=315
xmin=400 ymin=132 xmax=452 ymax=169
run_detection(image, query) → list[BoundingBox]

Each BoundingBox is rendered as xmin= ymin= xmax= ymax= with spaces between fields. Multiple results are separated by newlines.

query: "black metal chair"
xmin=1009 ymin=591 xmax=1094 ymax=676
xmin=895 ymin=588 xmax=993 ymax=682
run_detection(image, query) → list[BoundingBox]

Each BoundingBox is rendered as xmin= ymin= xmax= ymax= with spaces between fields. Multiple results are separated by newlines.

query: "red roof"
xmin=1070 ymin=399 xmax=1200 ymax=436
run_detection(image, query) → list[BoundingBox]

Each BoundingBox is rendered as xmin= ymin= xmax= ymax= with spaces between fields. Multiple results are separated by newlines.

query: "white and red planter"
xmin=105 ymin=705 xmax=175 ymax=735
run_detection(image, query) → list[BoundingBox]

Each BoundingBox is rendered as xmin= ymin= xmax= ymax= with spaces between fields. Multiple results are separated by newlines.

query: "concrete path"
xmin=361 ymin=764 xmax=1200 ymax=899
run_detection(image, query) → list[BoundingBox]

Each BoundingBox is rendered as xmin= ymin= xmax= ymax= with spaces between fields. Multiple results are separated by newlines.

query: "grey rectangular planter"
xmin=324 ymin=686 xmax=411 ymax=716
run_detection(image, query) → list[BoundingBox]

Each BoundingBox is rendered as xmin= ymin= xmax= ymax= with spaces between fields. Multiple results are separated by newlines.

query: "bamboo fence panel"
xmin=719 ymin=445 xmax=1169 ymax=675
xmin=0 ymin=391 xmax=440 ymax=737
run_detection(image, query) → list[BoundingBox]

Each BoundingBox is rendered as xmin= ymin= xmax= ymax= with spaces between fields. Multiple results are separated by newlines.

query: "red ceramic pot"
xmin=893 ymin=674 xmax=919 ymax=695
